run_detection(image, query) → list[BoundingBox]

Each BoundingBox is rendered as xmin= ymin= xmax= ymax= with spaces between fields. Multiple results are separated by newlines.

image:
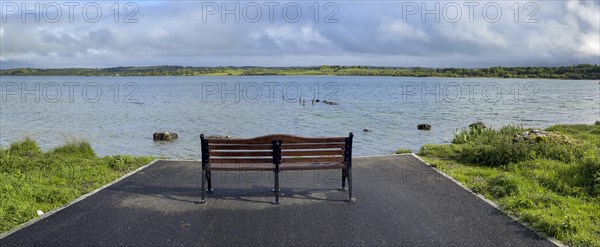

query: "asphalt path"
xmin=0 ymin=155 xmax=555 ymax=246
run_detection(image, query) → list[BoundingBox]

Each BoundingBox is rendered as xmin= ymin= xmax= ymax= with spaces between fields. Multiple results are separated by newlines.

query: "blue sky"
xmin=0 ymin=0 xmax=599 ymax=68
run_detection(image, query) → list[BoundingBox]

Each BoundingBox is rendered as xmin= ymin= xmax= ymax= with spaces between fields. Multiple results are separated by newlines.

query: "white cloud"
xmin=378 ymin=19 xmax=429 ymax=41
xmin=525 ymin=0 xmax=600 ymax=59
xmin=437 ymin=22 xmax=507 ymax=49
xmin=567 ymin=1 xmax=600 ymax=30
xmin=86 ymin=48 xmax=109 ymax=56
xmin=253 ymin=25 xmax=332 ymax=48
xmin=578 ymin=33 xmax=600 ymax=57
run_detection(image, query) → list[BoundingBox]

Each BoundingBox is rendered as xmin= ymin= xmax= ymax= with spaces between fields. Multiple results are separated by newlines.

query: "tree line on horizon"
xmin=1 ymin=64 xmax=599 ymax=79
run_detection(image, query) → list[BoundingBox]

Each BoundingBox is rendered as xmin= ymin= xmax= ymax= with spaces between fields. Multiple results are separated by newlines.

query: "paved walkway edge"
xmin=409 ymin=153 xmax=566 ymax=247
xmin=0 ymin=159 xmax=161 ymax=240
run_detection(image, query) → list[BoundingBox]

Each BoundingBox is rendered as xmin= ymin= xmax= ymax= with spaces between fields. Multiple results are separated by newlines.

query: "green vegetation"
xmin=0 ymin=138 xmax=154 ymax=233
xmin=418 ymin=123 xmax=600 ymax=246
xmin=395 ymin=148 xmax=412 ymax=154
xmin=2 ymin=64 xmax=599 ymax=79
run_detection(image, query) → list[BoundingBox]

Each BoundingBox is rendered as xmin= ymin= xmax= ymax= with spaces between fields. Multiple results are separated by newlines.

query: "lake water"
xmin=0 ymin=76 xmax=598 ymax=159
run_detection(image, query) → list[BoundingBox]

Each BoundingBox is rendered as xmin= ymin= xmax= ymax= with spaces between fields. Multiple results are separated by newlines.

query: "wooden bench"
xmin=200 ymin=133 xmax=354 ymax=204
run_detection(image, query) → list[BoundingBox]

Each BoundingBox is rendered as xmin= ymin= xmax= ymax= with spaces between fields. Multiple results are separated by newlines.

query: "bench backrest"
xmin=277 ymin=134 xmax=350 ymax=164
xmin=201 ymin=133 xmax=353 ymax=167
xmin=201 ymin=135 xmax=276 ymax=166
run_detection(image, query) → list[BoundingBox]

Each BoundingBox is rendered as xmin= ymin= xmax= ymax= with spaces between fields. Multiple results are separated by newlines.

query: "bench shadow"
xmin=107 ymin=181 xmax=201 ymax=204
xmin=107 ymin=180 xmax=348 ymax=205
xmin=214 ymin=188 xmax=348 ymax=204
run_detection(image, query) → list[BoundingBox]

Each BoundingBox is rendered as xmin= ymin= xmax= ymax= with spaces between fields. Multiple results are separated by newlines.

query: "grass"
xmin=395 ymin=148 xmax=412 ymax=154
xmin=0 ymin=138 xmax=154 ymax=234
xmin=418 ymin=123 xmax=600 ymax=246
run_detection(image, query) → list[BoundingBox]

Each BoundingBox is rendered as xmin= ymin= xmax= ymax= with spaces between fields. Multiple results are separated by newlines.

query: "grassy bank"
xmin=0 ymin=138 xmax=154 ymax=233
xmin=418 ymin=123 xmax=600 ymax=246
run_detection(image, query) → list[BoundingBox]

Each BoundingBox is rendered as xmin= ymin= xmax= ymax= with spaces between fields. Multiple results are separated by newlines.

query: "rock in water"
xmin=469 ymin=122 xmax=486 ymax=129
xmin=363 ymin=129 xmax=372 ymax=132
xmin=153 ymin=132 xmax=178 ymax=141
xmin=417 ymin=124 xmax=431 ymax=131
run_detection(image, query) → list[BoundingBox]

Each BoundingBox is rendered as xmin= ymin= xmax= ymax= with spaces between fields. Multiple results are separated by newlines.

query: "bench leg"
xmin=272 ymin=170 xmax=280 ymax=204
xmin=347 ymin=167 xmax=356 ymax=203
xmin=200 ymin=168 xmax=206 ymax=204
xmin=207 ymin=171 xmax=213 ymax=193
xmin=340 ymin=169 xmax=347 ymax=190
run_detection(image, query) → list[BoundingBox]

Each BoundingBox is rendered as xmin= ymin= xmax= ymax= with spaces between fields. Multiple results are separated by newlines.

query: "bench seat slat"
xmin=209 ymin=163 xmax=274 ymax=171
xmin=280 ymin=162 xmax=345 ymax=171
xmin=209 ymin=144 xmax=272 ymax=151
xmin=210 ymin=158 xmax=273 ymax=163
xmin=281 ymin=143 xmax=345 ymax=150
xmin=281 ymin=150 xmax=343 ymax=156
xmin=209 ymin=151 xmax=273 ymax=157
xmin=282 ymin=157 xmax=344 ymax=163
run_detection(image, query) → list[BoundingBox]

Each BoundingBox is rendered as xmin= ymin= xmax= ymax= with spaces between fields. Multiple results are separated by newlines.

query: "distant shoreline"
xmin=1 ymin=74 xmax=595 ymax=82
xmin=1 ymin=64 xmax=599 ymax=80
